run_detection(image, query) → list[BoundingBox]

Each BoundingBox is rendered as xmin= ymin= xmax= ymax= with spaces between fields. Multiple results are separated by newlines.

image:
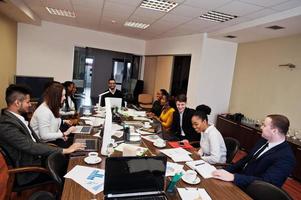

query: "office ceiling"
xmin=1 ymin=0 xmax=301 ymax=42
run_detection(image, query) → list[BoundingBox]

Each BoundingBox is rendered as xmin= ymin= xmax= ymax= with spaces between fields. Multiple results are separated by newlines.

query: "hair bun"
xmin=196 ymin=104 xmax=211 ymax=115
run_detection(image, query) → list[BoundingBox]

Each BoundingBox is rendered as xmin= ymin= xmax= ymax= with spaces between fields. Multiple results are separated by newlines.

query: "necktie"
xmin=243 ymin=142 xmax=268 ymax=169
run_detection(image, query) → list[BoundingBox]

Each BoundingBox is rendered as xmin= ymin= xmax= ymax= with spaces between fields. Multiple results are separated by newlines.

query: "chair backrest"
xmin=29 ymin=191 xmax=55 ymax=200
xmin=138 ymin=94 xmax=153 ymax=104
xmin=46 ymin=152 xmax=68 ymax=194
xmin=246 ymin=180 xmax=293 ymax=200
xmin=0 ymin=151 xmax=9 ymax=200
xmin=224 ymin=137 xmax=240 ymax=163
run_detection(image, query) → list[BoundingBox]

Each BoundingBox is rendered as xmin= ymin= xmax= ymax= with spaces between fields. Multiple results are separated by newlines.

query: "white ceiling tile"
xmin=23 ymin=0 xmax=44 ymax=7
xmin=71 ymin=0 xmax=104 ymax=8
xmin=271 ymin=0 xmax=301 ymax=11
xmin=183 ymin=0 xmax=233 ymax=10
xmin=239 ymin=0 xmax=289 ymax=7
xmin=145 ymin=21 xmax=178 ymax=33
xmin=245 ymin=8 xmax=277 ymax=20
xmin=160 ymin=14 xmax=191 ymax=24
xmin=103 ymin=2 xmax=137 ymax=13
xmin=169 ymin=4 xmax=206 ymax=18
xmin=215 ymin=1 xmax=264 ymax=16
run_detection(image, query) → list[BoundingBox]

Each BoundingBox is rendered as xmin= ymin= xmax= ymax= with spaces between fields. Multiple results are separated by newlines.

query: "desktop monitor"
xmin=106 ymin=97 xmax=122 ymax=109
xmin=101 ymin=98 xmax=113 ymax=155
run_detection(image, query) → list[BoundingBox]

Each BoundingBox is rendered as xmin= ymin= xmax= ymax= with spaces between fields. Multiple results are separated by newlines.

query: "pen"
xmin=195 ymin=163 xmax=205 ymax=166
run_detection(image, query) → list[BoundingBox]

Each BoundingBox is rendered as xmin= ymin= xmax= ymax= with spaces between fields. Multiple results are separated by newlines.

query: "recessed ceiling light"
xmin=140 ymin=0 xmax=178 ymax=12
xmin=124 ymin=21 xmax=150 ymax=29
xmin=46 ymin=7 xmax=76 ymax=18
xmin=224 ymin=35 xmax=237 ymax=39
xmin=200 ymin=11 xmax=237 ymax=23
xmin=265 ymin=25 xmax=285 ymax=30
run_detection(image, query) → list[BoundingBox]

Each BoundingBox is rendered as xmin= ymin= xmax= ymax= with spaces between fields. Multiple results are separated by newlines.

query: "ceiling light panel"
xmin=140 ymin=0 xmax=178 ymax=12
xmin=46 ymin=7 xmax=76 ymax=18
xmin=124 ymin=21 xmax=150 ymax=29
xmin=200 ymin=11 xmax=237 ymax=23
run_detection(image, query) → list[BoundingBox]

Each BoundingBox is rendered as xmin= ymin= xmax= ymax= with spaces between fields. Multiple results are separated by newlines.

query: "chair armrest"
xmin=8 ymin=166 xmax=50 ymax=175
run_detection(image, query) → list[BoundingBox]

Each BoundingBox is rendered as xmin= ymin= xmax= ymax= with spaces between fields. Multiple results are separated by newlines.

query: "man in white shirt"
xmin=212 ymin=114 xmax=296 ymax=188
xmin=0 ymin=85 xmax=84 ymax=186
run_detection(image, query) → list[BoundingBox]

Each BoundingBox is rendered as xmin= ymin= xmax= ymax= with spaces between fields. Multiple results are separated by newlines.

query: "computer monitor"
xmin=106 ymin=97 xmax=122 ymax=109
xmin=101 ymin=98 xmax=113 ymax=155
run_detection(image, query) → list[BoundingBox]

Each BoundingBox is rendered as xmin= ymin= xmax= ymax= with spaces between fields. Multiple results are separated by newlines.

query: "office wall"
xmin=229 ymin=34 xmax=301 ymax=129
xmin=17 ymin=21 xmax=145 ymax=82
xmin=143 ymin=56 xmax=158 ymax=96
xmin=145 ymin=34 xmax=237 ymax=122
xmin=0 ymin=13 xmax=17 ymax=109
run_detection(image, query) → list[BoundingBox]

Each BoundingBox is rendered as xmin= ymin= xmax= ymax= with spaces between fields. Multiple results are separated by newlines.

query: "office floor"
xmin=234 ymin=150 xmax=301 ymax=200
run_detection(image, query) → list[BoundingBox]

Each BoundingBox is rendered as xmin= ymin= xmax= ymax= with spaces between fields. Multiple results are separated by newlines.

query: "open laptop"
xmin=74 ymin=126 xmax=93 ymax=134
xmin=104 ymin=156 xmax=168 ymax=200
xmin=74 ymin=138 xmax=99 ymax=152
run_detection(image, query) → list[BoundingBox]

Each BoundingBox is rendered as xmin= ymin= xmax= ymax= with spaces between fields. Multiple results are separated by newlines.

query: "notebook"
xmin=74 ymin=126 xmax=93 ymax=134
xmin=104 ymin=156 xmax=168 ymax=200
xmin=74 ymin=138 xmax=99 ymax=152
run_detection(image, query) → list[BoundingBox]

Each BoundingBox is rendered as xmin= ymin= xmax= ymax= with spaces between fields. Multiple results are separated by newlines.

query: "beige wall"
xmin=143 ymin=56 xmax=173 ymax=99
xmin=0 ymin=13 xmax=17 ymax=109
xmin=229 ymin=34 xmax=301 ymax=129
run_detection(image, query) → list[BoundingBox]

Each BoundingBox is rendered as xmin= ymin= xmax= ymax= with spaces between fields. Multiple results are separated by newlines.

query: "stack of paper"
xmin=186 ymin=160 xmax=216 ymax=179
xmin=165 ymin=162 xmax=184 ymax=176
xmin=160 ymin=148 xmax=193 ymax=162
xmin=177 ymin=188 xmax=212 ymax=200
xmin=64 ymin=165 xmax=105 ymax=195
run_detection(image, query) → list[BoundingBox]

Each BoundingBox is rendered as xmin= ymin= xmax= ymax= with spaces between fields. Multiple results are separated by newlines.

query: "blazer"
xmin=171 ymin=108 xmax=200 ymax=142
xmin=226 ymin=138 xmax=296 ymax=188
xmin=0 ymin=109 xmax=61 ymax=185
xmin=100 ymin=89 xmax=124 ymax=107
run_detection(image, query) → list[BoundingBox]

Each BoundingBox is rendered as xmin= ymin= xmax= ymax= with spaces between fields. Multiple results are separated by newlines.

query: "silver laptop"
xmin=74 ymin=126 xmax=93 ymax=134
xmin=104 ymin=156 xmax=167 ymax=200
xmin=74 ymin=138 xmax=99 ymax=152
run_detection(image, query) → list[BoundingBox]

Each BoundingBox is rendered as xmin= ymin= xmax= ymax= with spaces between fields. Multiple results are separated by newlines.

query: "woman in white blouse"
xmin=191 ymin=105 xmax=227 ymax=164
xmin=30 ymin=83 xmax=76 ymax=146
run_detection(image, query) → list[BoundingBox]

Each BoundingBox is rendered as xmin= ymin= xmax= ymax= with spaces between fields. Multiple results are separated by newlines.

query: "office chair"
xmin=138 ymin=94 xmax=153 ymax=110
xmin=245 ymin=180 xmax=293 ymax=200
xmin=0 ymin=147 xmax=54 ymax=200
xmin=46 ymin=152 xmax=68 ymax=198
xmin=28 ymin=191 xmax=55 ymax=200
xmin=224 ymin=137 xmax=240 ymax=164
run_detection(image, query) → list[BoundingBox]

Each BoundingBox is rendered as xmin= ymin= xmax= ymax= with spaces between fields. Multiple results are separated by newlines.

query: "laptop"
xmin=104 ymin=156 xmax=168 ymax=200
xmin=74 ymin=138 xmax=99 ymax=152
xmin=74 ymin=126 xmax=93 ymax=134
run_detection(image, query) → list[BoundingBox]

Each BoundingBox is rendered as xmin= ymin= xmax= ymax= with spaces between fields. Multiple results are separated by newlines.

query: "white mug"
xmin=185 ymin=170 xmax=197 ymax=181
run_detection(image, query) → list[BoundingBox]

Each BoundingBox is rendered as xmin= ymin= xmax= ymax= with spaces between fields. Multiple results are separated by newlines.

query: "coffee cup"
xmin=184 ymin=170 xmax=197 ymax=182
xmin=144 ymin=122 xmax=151 ymax=128
xmin=88 ymin=152 xmax=98 ymax=158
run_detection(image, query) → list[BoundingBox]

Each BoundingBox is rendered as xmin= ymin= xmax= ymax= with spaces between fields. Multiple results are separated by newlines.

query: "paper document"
xmin=113 ymin=130 xmax=123 ymax=138
xmin=141 ymin=135 xmax=161 ymax=143
xmin=112 ymin=123 xmax=123 ymax=131
xmin=136 ymin=129 xmax=154 ymax=135
xmin=186 ymin=160 xmax=216 ymax=179
xmin=133 ymin=116 xmax=151 ymax=121
xmin=115 ymin=143 xmax=147 ymax=156
xmin=177 ymin=188 xmax=212 ymax=200
xmin=165 ymin=162 xmax=184 ymax=176
xmin=160 ymin=148 xmax=193 ymax=162
xmin=64 ymin=165 xmax=105 ymax=195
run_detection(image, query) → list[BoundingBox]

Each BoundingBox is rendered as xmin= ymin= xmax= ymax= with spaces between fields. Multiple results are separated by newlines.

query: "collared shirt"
xmin=179 ymin=112 xmax=185 ymax=136
xmin=8 ymin=111 xmax=36 ymax=142
xmin=257 ymin=139 xmax=286 ymax=158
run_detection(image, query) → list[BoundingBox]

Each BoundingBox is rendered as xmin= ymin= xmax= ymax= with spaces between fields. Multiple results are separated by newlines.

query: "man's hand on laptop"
xmin=62 ymin=143 xmax=86 ymax=154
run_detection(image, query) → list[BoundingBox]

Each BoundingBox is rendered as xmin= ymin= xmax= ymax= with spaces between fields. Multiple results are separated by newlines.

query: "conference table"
xmin=61 ymin=110 xmax=251 ymax=200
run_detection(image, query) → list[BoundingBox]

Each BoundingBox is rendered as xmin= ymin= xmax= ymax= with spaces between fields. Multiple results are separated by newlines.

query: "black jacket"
xmin=0 ymin=109 xmax=61 ymax=185
xmin=171 ymin=108 xmax=200 ymax=142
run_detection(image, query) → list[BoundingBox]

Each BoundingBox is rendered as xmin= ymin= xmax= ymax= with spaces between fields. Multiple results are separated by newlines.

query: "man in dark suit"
xmin=212 ymin=114 xmax=296 ymax=188
xmin=171 ymin=94 xmax=199 ymax=142
xmin=100 ymin=78 xmax=124 ymax=107
xmin=0 ymin=85 xmax=84 ymax=186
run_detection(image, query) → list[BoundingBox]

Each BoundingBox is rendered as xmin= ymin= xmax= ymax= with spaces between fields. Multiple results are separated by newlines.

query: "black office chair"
xmin=46 ymin=152 xmax=68 ymax=198
xmin=224 ymin=137 xmax=240 ymax=164
xmin=29 ymin=191 xmax=55 ymax=200
xmin=245 ymin=180 xmax=293 ymax=200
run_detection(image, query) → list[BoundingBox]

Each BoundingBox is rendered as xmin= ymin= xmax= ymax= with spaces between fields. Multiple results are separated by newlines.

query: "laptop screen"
xmin=104 ymin=156 xmax=167 ymax=196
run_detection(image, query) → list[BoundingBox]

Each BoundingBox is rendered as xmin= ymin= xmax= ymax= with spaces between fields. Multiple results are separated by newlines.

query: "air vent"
xmin=200 ymin=11 xmax=238 ymax=23
xmin=224 ymin=35 xmax=237 ymax=39
xmin=265 ymin=25 xmax=285 ymax=30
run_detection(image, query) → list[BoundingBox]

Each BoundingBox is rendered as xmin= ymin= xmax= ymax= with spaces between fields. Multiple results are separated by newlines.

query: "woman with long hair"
xmin=30 ymin=83 xmax=76 ymax=146
xmin=153 ymin=94 xmax=175 ymax=130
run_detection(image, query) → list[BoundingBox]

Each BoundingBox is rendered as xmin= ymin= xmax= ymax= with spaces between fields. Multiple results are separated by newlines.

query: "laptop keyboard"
xmin=85 ymin=139 xmax=96 ymax=149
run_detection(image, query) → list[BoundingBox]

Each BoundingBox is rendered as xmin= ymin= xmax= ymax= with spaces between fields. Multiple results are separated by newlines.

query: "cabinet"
xmin=216 ymin=115 xmax=301 ymax=181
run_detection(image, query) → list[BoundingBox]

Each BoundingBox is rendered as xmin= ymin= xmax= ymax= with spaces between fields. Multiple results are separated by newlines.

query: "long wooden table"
xmin=61 ymin=132 xmax=251 ymax=200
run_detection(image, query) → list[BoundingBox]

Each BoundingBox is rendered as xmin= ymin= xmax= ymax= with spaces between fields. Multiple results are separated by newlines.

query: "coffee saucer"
xmin=84 ymin=156 xmax=102 ymax=164
xmin=143 ymin=125 xmax=152 ymax=129
xmin=153 ymin=142 xmax=166 ymax=148
xmin=182 ymin=175 xmax=201 ymax=185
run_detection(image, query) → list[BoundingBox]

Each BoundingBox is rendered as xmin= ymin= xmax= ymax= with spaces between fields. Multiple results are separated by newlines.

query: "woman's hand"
xmin=63 ymin=126 xmax=76 ymax=136
xmin=62 ymin=143 xmax=86 ymax=154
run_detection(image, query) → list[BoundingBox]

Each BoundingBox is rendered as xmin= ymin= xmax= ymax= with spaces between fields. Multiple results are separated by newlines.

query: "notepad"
xmin=186 ymin=160 xmax=216 ymax=179
xmin=177 ymin=188 xmax=212 ymax=200
xmin=168 ymin=141 xmax=193 ymax=149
